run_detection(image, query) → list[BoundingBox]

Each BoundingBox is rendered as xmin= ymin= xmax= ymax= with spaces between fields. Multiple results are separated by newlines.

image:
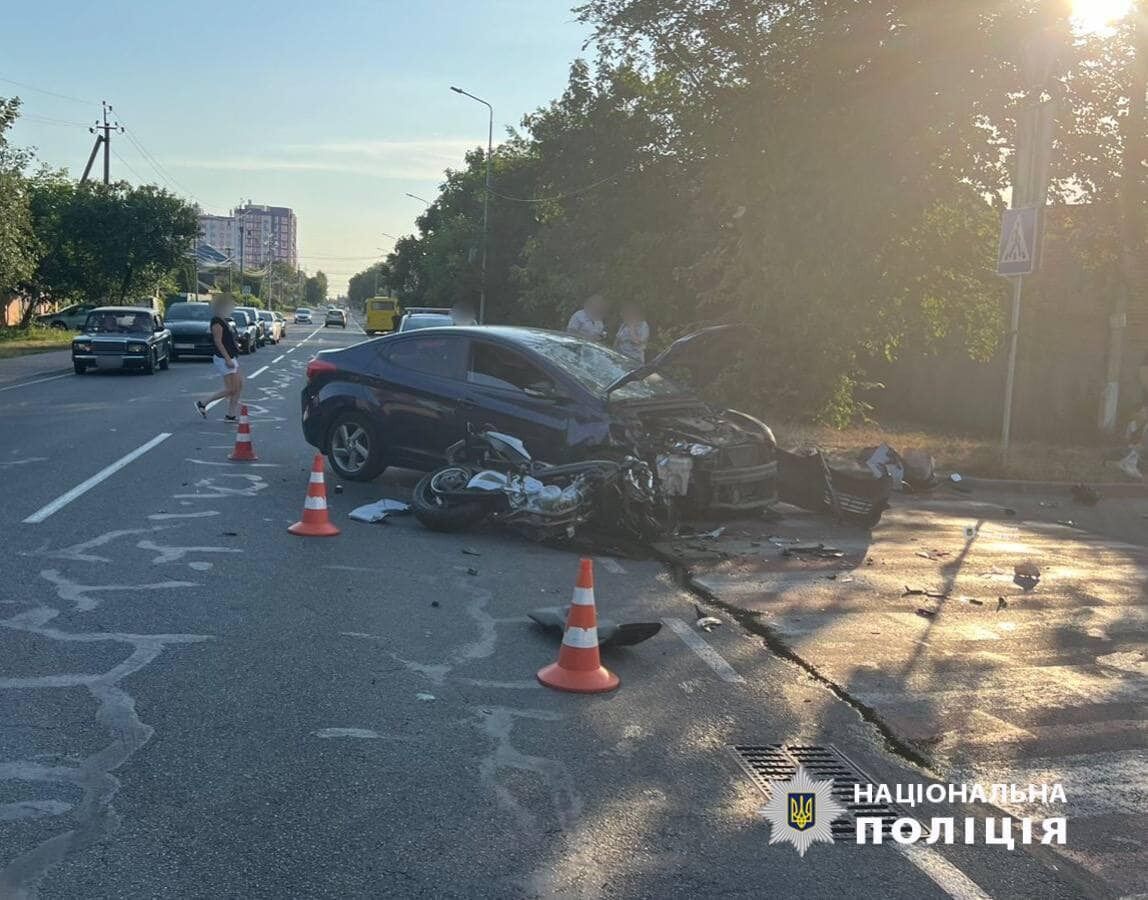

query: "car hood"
xmin=167 ymin=320 xmax=212 ymax=335
xmin=604 ymin=324 xmax=747 ymax=395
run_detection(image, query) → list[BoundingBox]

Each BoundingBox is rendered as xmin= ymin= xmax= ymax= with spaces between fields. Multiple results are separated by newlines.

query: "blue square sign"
xmin=998 ymin=207 xmax=1041 ymax=277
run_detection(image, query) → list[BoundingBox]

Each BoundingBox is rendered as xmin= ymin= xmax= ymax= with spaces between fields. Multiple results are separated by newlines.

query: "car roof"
xmin=88 ymin=306 xmax=157 ymax=314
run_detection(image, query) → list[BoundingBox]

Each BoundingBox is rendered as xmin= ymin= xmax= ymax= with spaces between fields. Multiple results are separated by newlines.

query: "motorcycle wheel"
xmin=411 ymin=468 xmax=490 ymax=533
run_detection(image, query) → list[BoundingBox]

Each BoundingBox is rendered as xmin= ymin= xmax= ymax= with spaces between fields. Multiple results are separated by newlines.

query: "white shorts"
xmin=212 ymin=356 xmax=239 ymax=377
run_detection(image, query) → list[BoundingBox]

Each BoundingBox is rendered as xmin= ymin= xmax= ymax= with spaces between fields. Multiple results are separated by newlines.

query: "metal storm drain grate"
xmin=731 ymin=744 xmax=902 ymax=840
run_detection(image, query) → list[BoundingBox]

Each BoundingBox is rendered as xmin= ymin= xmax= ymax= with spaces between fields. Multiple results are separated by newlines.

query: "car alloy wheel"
xmin=331 ymin=421 xmax=371 ymax=475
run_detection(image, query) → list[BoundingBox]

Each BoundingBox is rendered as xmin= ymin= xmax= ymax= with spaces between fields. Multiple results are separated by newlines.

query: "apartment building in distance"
xmin=197 ymin=204 xmax=298 ymax=269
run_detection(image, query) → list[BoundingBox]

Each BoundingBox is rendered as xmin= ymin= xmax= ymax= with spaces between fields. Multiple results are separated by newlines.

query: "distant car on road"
xmin=324 ymin=308 xmax=347 ymax=328
xmin=72 ymin=307 xmax=172 ymax=375
xmin=257 ymin=310 xmax=282 ymax=344
xmin=166 ymin=301 xmax=238 ymax=360
xmin=229 ymin=310 xmax=260 ymax=354
xmin=398 ymin=312 xmax=453 ymax=332
xmin=37 ymin=303 xmax=99 ymax=331
xmin=294 ymin=307 xmax=313 ymax=324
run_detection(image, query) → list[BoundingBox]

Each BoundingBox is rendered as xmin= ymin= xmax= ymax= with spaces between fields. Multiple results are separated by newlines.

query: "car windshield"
xmin=84 ymin=311 xmax=153 ymax=334
xmin=296 ymin=308 xmax=310 ymax=315
xmin=258 ymin=312 xmax=272 ymax=320
xmin=403 ymin=315 xmax=451 ymax=331
xmin=232 ymin=311 xmax=250 ymax=325
xmin=166 ymin=304 xmax=212 ymax=322
xmin=509 ymin=331 xmax=686 ymax=400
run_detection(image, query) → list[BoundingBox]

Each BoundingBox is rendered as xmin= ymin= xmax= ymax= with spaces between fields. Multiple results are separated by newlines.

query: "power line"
xmin=110 ymin=147 xmax=147 ymax=184
xmin=20 ymin=113 xmax=89 ymax=127
xmin=488 ymin=169 xmax=629 ymax=203
xmin=0 ymin=75 xmax=94 ymax=105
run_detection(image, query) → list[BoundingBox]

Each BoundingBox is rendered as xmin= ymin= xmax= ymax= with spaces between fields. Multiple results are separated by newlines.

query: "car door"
xmin=460 ymin=339 xmax=574 ymax=464
xmin=373 ymin=334 xmax=469 ymax=468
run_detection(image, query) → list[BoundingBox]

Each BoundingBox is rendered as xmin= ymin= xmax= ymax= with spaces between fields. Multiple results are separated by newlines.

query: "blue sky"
xmin=4 ymin=0 xmax=592 ymax=292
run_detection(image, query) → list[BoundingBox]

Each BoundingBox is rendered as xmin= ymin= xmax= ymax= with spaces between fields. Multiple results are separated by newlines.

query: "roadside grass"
xmin=0 ymin=326 xmax=73 ymax=360
xmin=774 ymin=420 xmax=1123 ymax=483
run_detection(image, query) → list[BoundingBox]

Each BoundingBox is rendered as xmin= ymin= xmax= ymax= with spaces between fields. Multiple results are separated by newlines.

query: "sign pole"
xmin=1000 ymin=274 xmax=1024 ymax=458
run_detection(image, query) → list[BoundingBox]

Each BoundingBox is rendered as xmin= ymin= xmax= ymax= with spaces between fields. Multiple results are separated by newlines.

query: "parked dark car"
xmin=300 ymin=326 xmax=777 ymax=514
xmin=166 ymin=301 xmax=236 ymax=360
xmin=234 ymin=306 xmax=267 ymax=346
xmin=72 ymin=307 xmax=172 ymax=375
xmin=230 ymin=309 xmax=260 ymax=354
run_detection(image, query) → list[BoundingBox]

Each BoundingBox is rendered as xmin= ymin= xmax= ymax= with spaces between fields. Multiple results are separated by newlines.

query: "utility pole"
xmin=81 ymin=101 xmax=122 ymax=184
xmin=225 ymin=246 xmax=233 ymax=293
xmin=450 ymin=86 xmax=493 ymax=324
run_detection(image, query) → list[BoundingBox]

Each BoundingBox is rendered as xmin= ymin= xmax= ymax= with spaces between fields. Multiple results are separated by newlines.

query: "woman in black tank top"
xmin=195 ymin=296 xmax=245 ymax=420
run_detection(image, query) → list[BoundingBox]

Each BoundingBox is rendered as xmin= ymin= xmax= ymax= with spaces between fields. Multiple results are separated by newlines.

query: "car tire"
xmin=74 ymin=362 xmax=86 ymax=375
xmin=144 ymin=349 xmax=157 ymax=375
xmin=411 ymin=470 xmax=489 ymax=533
xmin=170 ymin=350 xmax=180 ymax=362
xmin=326 ymin=412 xmax=387 ymax=482
xmin=159 ymin=349 xmax=170 ymax=370
xmin=51 ymin=321 xmax=67 ymax=330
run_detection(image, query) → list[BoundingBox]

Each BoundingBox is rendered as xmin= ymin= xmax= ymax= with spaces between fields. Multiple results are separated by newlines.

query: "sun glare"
xmin=1071 ymin=0 xmax=1133 ymax=34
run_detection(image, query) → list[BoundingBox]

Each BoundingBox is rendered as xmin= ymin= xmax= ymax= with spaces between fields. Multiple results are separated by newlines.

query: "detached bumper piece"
xmin=704 ymin=460 xmax=779 ymax=512
xmin=778 ymin=448 xmax=891 ymax=528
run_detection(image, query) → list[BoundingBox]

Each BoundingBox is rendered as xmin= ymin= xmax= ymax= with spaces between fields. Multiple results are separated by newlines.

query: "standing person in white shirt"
xmin=614 ymin=302 xmax=650 ymax=362
xmin=565 ymin=293 xmax=608 ymax=342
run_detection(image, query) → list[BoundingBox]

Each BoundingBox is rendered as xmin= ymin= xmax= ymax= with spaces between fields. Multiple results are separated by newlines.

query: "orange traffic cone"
xmin=228 ymin=405 xmax=258 ymax=461
xmin=288 ymin=454 xmax=341 ymax=537
xmin=537 ymin=558 xmax=619 ymax=693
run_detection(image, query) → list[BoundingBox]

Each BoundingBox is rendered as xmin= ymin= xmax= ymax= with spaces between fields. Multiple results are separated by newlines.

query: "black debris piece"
xmin=1013 ymin=561 xmax=1040 ymax=591
xmin=527 ymin=607 xmax=661 ymax=647
xmin=916 ymin=608 xmax=937 ymax=619
xmin=783 ymin=543 xmax=846 ymax=560
xmin=466 ymin=567 xmax=479 ymax=576
xmin=462 ymin=547 xmax=481 ymax=557
xmin=997 ymin=596 xmax=1008 ymax=611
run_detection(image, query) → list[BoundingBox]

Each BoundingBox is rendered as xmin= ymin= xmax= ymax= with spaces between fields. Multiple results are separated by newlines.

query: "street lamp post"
xmin=404 ymin=192 xmax=432 ymax=205
xmin=450 ymin=85 xmax=492 ymax=325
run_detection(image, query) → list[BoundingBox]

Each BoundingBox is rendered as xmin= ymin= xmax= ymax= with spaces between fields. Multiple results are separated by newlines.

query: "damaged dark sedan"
xmin=300 ymin=325 xmax=777 ymax=515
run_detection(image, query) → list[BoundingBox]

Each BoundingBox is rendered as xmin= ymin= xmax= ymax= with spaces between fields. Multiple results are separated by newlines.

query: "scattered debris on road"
xmin=527 ymin=606 xmax=661 ymax=647
xmin=348 ymin=498 xmax=411 ymax=524
xmin=466 ymin=567 xmax=479 ymax=576
xmin=693 ymin=604 xmax=723 ymax=631
xmin=915 ymin=607 xmax=937 ymax=619
xmin=416 ymin=693 xmax=436 ymax=702
xmin=782 ymin=543 xmax=845 ymax=559
xmin=462 ymin=547 xmax=481 ymax=556
xmin=997 ymin=597 xmax=1008 ymax=611
xmin=903 ymin=586 xmax=949 ymax=599
xmin=1013 ymin=561 xmax=1041 ymax=591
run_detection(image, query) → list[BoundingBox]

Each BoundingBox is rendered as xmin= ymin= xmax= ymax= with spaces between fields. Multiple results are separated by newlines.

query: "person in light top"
xmin=565 ymin=293 xmax=607 ymax=343
xmin=614 ymin=302 xmax=650 ymax=362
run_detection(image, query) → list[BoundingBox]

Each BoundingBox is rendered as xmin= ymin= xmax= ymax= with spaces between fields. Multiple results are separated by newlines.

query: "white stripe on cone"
xmin=308 ymin=471 xmax=324 ymax=484
xmin=236 ymin=434 xmax=251 ymax=443
xmin=571 ymin=586 xmax=595 ymax=606
xmin=304 ymin=496 xmax=328 ymax=510
xmin=562 ymin=626 xmax=599 ymax=649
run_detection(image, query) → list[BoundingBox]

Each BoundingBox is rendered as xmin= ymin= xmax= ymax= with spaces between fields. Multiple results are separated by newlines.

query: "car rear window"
xmin=166 ymin=304 xmax=212 ymax=321
xmin=371 ymin=300 xmax=395 ymax=312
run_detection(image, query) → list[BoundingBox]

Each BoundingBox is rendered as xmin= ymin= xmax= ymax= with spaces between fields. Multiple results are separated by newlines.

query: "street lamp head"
xmin=450 ymin=86 xmax=463 ymax=94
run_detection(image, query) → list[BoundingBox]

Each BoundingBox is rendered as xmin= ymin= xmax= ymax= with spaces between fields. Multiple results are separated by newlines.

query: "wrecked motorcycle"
xmin=411 ymin=429 xmax=675 ymax=541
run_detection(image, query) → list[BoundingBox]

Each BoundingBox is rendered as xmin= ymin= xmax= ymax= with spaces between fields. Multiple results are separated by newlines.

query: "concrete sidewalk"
xmin=664 ymin=496 xmax=1148 ymax=896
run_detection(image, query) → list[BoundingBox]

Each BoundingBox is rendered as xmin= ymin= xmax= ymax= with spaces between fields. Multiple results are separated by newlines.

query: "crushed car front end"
xmin=611 ymin=401 xmax=778 ymax=514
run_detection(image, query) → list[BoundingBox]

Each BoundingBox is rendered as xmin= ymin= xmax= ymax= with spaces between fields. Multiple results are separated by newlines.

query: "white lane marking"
xmin=23 ymin=433 xmax=172 ymax=524
xmin=272 ymin=354 xmax=285 ymax=363
xmin=248 ymin=365 xmax=269 ymax=379
xmin=313 ymin=728 xmax=420 ymax=742
xmin=285 ymin=347 xmax=297 ymax=354
xmin=895 ymin=844 xmax=991 ymax=900
xmin=148 ymin=510 xmax=220 ymax=520
xmin=662 ymin=617 xmax=745 ymax=683
xmin=0 ymin=373 xmax=72 ymax=394
xmin=186 ymin=458 xmax=280 ymax=468
xmin=205 ymin=398 xmax=225 ymax=411
xmin=598 ymin=557 xmax=626 ymax=574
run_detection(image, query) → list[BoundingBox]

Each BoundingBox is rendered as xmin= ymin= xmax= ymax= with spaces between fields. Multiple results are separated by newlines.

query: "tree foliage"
xmin=0 ymin=98 xmax=40 ymax=298
xmin=349 ymin=0 xmax=1146 ymax=422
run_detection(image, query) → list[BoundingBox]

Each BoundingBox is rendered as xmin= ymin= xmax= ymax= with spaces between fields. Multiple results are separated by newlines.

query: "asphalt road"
xmin=0 ymin=320 xmax=1093 ymax=899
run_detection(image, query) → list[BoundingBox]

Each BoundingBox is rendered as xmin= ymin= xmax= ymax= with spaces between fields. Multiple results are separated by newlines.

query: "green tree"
xmin=0 ymin=98 xmax=40 ymax=303
xmin=22 ymin=179 xmax=199 ymax=321
xmin=304 ymin=270 xmax=328 ymax=305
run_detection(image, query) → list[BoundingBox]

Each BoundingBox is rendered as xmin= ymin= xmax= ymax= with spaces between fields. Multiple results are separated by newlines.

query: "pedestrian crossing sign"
xmin=998 ymin=207 xmax=1041 ymax=277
